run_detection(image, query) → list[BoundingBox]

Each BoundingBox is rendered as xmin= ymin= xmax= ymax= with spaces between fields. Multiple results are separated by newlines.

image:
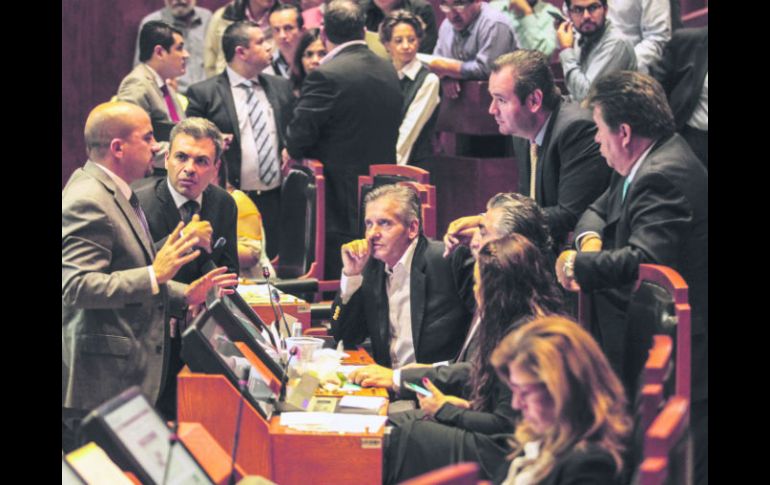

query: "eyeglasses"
xmin=569 ymin=3 xmax=604 ymax=15
xmin=439 ymin=1 xmax=473 ymax=13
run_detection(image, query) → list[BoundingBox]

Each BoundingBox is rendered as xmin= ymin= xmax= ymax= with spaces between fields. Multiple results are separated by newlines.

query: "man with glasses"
xmin=430 ymin=0 xmax=516 ymax=98
xmin=556 ymin=0 xmax=636 ymax=102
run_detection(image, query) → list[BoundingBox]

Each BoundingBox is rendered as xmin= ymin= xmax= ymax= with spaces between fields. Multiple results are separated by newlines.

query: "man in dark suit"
xmin=331 ymin=185 xmax=475 ymax=368
xmin=132 ymin=117 xmax=239 ymax=419
xmin=649 ymin=26 xmax=708 ymax=167
xmin=63 ymin=102 xmax=237 ymax=448
xmin=286 ymin=0 xmax=403 ymax=278
xmin=186 ymin=20 xmax=295 ymax=259
xmin=555 ymin=71 xmax=707 ymax=485
xmin=490 ymin=50 xmax=610 ymax=248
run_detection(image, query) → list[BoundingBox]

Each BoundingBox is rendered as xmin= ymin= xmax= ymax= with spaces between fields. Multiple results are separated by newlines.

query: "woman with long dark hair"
xmin=384 ymin=233 xmax=566 ymax=483
xmin=289 ymin=28 xmax=327 ymax=94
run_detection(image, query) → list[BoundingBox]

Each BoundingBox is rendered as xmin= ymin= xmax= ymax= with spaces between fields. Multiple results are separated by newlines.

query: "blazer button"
xmin=155 ymin=345 xmax=163 ymax=354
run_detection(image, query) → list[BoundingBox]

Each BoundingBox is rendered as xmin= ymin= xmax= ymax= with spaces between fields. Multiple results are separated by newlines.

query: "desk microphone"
xmin=161 ymin=421 xmax=179 ymax=485
xmin=271 ymin=288 xmax=293 ymax=341
xmin=262 ymin=265 xmax=286 ymax=348
xmin=228 ymin=366 xmax=250 ymax=485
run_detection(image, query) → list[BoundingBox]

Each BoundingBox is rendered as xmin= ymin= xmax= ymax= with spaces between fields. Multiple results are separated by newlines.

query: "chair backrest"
xmin=636 ymin=396 xmax=693 ymax=485
xmin=277 ymin=161 xmax=325 ymax=280
xmin=399 ymin=462 xmax=480 ymax=485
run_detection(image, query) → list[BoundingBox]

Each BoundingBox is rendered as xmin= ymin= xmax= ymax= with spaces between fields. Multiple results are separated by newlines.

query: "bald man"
xmin=62 ymin=102 xmax=237 ymax=447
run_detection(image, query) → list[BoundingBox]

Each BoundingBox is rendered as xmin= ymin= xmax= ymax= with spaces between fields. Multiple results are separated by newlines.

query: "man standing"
xmin=331 ymin=185 xmax=475 ymax=368
xmin=556 ymin=0 xmax=636 ymax=102
xmin=488 ymin=0 xmax=562 ymax=57
xmin=133 ymin=1 xmax=212 ymax=93
xmin=554 ymin=71 xmax=707 ymax=485
xmin=286 ymin=0 xmax=402 ymax=278
xmin=430 ymin=0 xmax=516 ymax=98
xmin=186 ymin=21 xmax=294 ymax=259
xmin=118 ymin=21 xmax=189 ymax=145
xmin=265 ymin=3 xmax=305 ymax=78
xmin=62 ymin=102 xmax=237 ymax=443
xmin=482 ymin=50 xmax=611 ymax=248
xmin=607 ymin=0 xmax=671 ymax=74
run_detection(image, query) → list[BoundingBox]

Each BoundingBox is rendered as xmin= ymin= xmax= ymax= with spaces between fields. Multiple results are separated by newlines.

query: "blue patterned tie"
xmin=243 ymin=80 xmax=279 ymax=186
xmin=622 ymin=177 xmax=631 ymax=202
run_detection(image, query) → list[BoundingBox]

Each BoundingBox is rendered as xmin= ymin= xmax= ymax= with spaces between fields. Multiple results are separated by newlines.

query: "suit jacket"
xmin=330 ymin=236 xmax=475 ymax=367
xmin=116 ymin=63 xmax=186 ymax=141
xmin=574 ymin=134 xmax=708 ymax=402
xmin=492 ymin=442 xmax=623 ymax=485
xmin=185 ymin=70 xmax=295 ymax=190
xmin=131 ymin=176 xmax=239 ymax=284
xmin=62 ymin=161 xmax=186 ymax=411
xmin=649 ymin=26 xmax=708 ymax=132
xmin=286 ymin=43 xmax=403 ymax=237
xmin=511 ymin=99 xmax=612 ymax=247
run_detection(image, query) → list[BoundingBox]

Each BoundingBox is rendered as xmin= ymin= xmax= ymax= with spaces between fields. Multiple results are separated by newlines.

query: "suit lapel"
xmin=218 ymin=72 xmax=241 ymax=145
xmin=535 ymin=101 xmax=561 ymax=202
xmin=409 ymin=238 xmax=428 ymax=356
xmin=693 ymin=33 xmax=708 ymax=98
xmin=84 ymin=162 xmax=155 ymax=261
xmin=156 ymin=179 xmax=184 ymax=235
xmin=369 ymin=263 xmax=391 ymax=358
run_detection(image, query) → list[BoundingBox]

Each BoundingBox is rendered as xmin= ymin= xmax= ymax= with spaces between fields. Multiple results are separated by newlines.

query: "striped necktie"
xmin=243 ymin=80 xmax=279 ymax=187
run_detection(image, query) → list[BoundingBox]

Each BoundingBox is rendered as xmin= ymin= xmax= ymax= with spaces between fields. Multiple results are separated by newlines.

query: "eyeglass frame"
xmin=568 ymin=2 xmax=604 ymax=16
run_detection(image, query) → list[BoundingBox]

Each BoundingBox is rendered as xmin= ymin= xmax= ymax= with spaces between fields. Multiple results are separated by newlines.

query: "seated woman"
xmin=227 ymin=186 xmax=276 ymax=279
xmin=290 ymin=28 xmax=327 ymax=96
xmin=380 ymin=10 xmax=440 ymax=166
xmin=490 ymin=316 xmax=632 ymax=484
xmin=384 ymin=233 xmax=566 ymax=483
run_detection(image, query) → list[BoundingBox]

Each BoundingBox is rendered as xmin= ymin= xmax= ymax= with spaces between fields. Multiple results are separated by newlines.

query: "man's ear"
xmin=619 ymin=123 xmax=632 ymax=149
xmin=527 ymin=89 xmax=544 ymax=113
xmin=153 ymin=44 xmax=166 ymax=59
xmin=110 ymin=138 xmax=123 ymax=159
xmin=407 ymin=218 xmax=420 ymax=240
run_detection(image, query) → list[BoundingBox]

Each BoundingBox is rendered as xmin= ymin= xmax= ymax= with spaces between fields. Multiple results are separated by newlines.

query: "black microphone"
xmin=272 ymin=288 xmax=293 ymax=341
xmin=228 ymin=365 xmax=250 ymax=485
xmin=261 ymin=265 xmax=286 ymax=348
xmin=278 ymin=345 xmax=300 ymax=404
xmin=161 ymin=421 xmax=179 ymax=485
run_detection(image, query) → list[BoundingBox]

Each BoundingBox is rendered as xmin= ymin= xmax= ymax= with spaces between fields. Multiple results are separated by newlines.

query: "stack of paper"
xmin=280 ymin=412 xmax=388 ymax=433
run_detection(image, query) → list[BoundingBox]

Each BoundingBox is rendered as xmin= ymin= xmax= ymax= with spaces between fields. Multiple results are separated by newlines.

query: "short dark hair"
xmin=379 ymin=9 xmax=425 ymax=44
xmin=270 ymin=2 xmax=304 ymax=30
xmin=324 ymin=0 xmax=365 ymax=45
xmin=138 ymin=21 xmax=182 ymax=62
xmin=587 ymin=71 xmax=675 ymax=140
xmin=564 ymin=0 xmax=608 ymax=9
xmin=492 ymin=50 xmax=561 ymax=111
xmin=222 ymin=20 xmax=259 ymax=63
xmin=486 ymin=192 xmax=554 ymax=260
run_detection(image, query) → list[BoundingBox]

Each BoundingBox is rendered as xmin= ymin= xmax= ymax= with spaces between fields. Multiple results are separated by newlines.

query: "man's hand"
xmin=417 ymin=378 xmax=470 ymax=417
xmin=429 ymin=59 xmax=463 ymax=79
xmin=509 ymin=0 xmax=534 ymax=16
xmin=556 ymin=21 xmax=574 ymax=50
xmin=341 ymin=238 xmax=371 ymax=276
xmin=441 ymin=79 xmax=462 ymax=100
xmin=222 ymin=133 xmax=235 ymax=152
xmin=153 ymin=221 xmax=201 ymax=284
xmin=281 ymin=148 xmax=296 ymax=177
xmin=555 ymin=250 xmax=581 ymax=292
xmin=347 ymin=364 xmax=394 ymax=390
xmin=184 ymin=266 xmax=239 ymax=306
xmin=443 ymin=214 xmax=482 ymax=257
xmin=183 ymin=214 xmax=213 ymax=253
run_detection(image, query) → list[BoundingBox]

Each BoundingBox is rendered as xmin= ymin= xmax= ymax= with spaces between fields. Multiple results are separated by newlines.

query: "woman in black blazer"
xmin=490 ymin=316 xmax=632 ymax=484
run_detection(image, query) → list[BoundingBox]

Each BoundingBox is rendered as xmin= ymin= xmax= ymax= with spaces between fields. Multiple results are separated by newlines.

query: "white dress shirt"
xmin=395 ymin=57 xmax=440 ymax=166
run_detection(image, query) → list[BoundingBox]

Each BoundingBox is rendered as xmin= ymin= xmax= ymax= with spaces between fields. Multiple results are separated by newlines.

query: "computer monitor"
xmin=80 ymin=386 xmax=214 ymax=485
xmin=181 ymin=302 xmax=280 ymax=420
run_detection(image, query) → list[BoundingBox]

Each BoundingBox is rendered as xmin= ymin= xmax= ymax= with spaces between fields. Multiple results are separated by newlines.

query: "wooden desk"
xmin=177 ymin=347 xmax=385 ymax=484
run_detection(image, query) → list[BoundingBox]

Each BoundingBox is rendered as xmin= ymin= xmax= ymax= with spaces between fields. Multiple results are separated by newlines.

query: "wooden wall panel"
xmin=62 ymin=0 xmax=231 ymax=187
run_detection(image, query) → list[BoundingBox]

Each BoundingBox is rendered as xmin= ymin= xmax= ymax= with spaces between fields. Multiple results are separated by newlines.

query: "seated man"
xmin=556 ymin=0 xmax=636 ymax=102
xmin=331 ymin=185 xmax=475 ymax=368
xmin=349 ymin=192 xmax=554 ymax=393
xmin=430 ymin=0 xmax=517 ymax=98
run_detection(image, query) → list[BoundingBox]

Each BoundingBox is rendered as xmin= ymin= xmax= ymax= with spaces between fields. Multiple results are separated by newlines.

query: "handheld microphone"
xmin=271 ymin=288 xmax=293 ymax=341
xmin=228 ymin=366 xmax=250 ymax=485
xmin=261 ymin=265 xmax=285 ymax=348
xmin=278 ymin=346 xmax=300 ymax=404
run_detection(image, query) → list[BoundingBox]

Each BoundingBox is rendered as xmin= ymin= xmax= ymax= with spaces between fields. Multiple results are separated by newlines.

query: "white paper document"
xmin=338 ymin=395 xmax=387 ymax=411
xmin=280 ymin=412 xmax=388 ymax=433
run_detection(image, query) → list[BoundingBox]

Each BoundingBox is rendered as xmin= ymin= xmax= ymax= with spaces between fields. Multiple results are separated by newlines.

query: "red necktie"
xmin=160 ymin=84 xmax=180 ymax=123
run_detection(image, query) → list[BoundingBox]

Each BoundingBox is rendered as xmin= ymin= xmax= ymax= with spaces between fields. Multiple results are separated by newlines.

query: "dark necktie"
xmin=180 ymin=199 xmax=200 ymax=224
xmin=160 ymin=84 xmax=181 ymax=123
xmin=129 ymin=192 xmax=153 ymax=243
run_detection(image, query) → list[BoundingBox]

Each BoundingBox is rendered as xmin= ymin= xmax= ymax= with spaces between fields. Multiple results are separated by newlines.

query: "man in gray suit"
xmin=62 ymin=101 xmax=237 ymax=448
xmin=118 ymin=20 xmax=190 ymax=169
